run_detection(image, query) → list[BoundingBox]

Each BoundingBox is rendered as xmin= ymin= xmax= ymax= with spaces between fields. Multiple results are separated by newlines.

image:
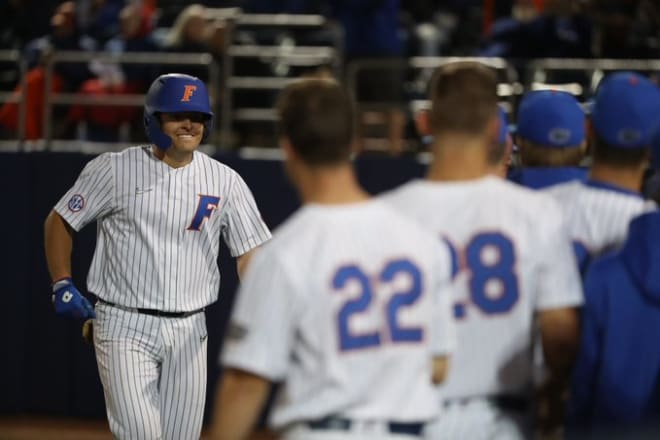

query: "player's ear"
xmin=279 ymin=137 xmax=295 ymax=161
xmin=414 ymin=109 xmax=431 ymax=137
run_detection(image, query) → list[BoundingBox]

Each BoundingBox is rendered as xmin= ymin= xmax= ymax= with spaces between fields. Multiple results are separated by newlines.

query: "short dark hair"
xmin=517 ymin=138 xmax=586 ymax=167
xmin=591 ymin=133 xmax=649 ymax=169
xmin=276 ymin=78 xmax=355 ymax=165
xmin=429 ymin=61 xmax=499 ymax=135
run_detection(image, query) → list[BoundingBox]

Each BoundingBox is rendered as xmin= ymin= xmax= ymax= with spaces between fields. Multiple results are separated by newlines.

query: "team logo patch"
xmin=617 ymin=128 xmax=642 ymax=145
xmin=68 ymin=194 xmax=85 ymax=212
xmin=548 ymin=128 xmax=571 ymax=145
xmin=181 ymin=84 xmax=197 ymax=102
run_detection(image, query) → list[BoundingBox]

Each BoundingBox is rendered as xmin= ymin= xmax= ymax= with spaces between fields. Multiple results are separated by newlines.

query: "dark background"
xmin=0 ymin=150 xmax=426 ymax=424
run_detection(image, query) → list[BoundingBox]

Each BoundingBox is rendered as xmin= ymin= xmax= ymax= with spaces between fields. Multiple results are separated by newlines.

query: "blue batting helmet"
xmin=143 ymin=73 xmax=214 ymax=150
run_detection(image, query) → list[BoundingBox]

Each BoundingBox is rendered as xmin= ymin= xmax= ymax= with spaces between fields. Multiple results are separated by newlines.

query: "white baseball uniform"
xmin=381 ymin=176 xmax=583 ymax=440
xmin=544 ymin=180 xmax=655 ymax=272
xmin=222 ymin=200 xmax=457 ymax=440
xmin=54 ymin=145 xmax=271 ymax=439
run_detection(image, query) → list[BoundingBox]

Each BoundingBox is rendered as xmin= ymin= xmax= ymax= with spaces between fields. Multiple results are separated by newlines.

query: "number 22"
xmin=332 ymin=259 xmax=424 ymax=352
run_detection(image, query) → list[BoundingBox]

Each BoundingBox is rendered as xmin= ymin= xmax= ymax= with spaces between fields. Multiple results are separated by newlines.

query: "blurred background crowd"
xmin=0 ymin=0 xmax=658 ymax=151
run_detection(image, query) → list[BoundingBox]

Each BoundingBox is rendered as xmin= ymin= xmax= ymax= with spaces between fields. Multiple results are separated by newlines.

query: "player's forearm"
xmin=44 ymin=210 xmax=74 ymax=282
xmin=540 ymin=308 xmax=580 ymax=378
xmin=236 ymin=248 xmax=259 ymax=280
xmin=210 ymin=368 xmax=270 ymax=440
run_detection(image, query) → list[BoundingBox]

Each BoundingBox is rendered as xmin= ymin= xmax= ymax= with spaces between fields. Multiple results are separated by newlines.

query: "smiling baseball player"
xmin=44 ymin=73 xmax=271 ymax=439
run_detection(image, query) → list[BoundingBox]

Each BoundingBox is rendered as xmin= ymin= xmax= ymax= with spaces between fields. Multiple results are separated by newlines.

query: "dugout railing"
xmin=0 ymin=50 xmax=28 ymax=145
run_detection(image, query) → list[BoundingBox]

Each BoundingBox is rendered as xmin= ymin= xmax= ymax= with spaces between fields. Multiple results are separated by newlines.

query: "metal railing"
xmin=0 ymin=50 xmax=27 ymax=144
xmin=41 ymin=51 xmax=220 ymax=148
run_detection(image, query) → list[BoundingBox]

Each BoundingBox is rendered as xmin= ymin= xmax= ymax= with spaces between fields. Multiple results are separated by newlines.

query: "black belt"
xmin=98 ymin=298 xmax=205 ymax=318
xmin=306 ymin=416 xmax=423 ymax=436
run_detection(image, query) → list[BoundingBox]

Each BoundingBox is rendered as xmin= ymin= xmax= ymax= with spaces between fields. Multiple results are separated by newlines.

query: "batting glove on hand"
xmin=52 ymin=278 xmax=96 ymax=320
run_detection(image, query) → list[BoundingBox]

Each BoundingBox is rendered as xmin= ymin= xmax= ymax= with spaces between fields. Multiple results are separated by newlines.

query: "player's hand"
xmin=52 ymin=278 xmax=96 ymax=320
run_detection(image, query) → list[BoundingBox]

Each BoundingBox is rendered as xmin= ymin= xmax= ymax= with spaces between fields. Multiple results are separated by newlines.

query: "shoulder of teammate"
xmin=378 ymin=180 xmax=423 ymax=209
xmin=373 ymin=199 xmax=456 ymax=284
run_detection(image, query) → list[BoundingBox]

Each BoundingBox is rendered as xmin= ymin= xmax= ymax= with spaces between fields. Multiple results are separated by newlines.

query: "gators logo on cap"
xmin=548 ymin=128 xmax=571 ymax=145
xmin=181 ymin=85 xmax=197 ymax=102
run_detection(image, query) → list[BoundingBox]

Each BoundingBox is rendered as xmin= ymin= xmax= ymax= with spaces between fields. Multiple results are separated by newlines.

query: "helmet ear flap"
xmin=144 ymin=111 xmax=172 ymax=150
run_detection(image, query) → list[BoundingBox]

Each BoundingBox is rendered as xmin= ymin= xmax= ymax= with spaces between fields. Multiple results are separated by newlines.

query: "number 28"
xmin=447 ymin=232 xmax=520 ymax=318
xmin=332 ymin=259 xmax=424 ymax=352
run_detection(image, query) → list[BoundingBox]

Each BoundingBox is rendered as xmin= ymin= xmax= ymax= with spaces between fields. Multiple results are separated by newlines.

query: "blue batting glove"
xmin=52 ymin=278 xmax=96 ymax=320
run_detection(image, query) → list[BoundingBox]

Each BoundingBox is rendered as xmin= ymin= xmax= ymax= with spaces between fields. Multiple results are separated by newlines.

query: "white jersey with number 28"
xmin=381 ymin=176 xmax=583 ymax=400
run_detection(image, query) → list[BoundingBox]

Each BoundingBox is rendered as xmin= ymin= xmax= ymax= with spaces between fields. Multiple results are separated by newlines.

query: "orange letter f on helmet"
xmin=181 ymin=85 xmax=197 ymax=102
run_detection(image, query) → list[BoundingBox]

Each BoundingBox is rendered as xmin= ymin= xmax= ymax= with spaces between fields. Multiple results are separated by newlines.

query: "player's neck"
xmin=426 ymin=136 xmax=491 ymax=181
xmin=588 ymin=163 xmax=644 ymax=193
xmin=153 ymin=145 xmax=194 ymax=168
xmin=296 ymin=164 xmax=370 ymax=205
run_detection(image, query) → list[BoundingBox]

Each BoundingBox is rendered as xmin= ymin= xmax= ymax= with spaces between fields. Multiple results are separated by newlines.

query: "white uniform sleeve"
xmin=430 ymin=246 xmax=457 ymax=355
xmin=534 ymin=200 xmax=584 ymax=310
xmin=221 ymin=248 xmax=296 ymax=381
xmin=221 ymin=173 xmax=271 ymax=257
xmin=53 ymin=153 xmax=115 ymax=231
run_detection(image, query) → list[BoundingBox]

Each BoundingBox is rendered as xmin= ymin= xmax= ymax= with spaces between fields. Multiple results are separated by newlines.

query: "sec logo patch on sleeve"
xmin=68 ymin=194 xmax=85 ymax=212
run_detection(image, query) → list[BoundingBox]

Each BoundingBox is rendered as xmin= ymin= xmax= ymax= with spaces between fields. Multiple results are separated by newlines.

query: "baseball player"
xmin=508 ymin=90 xmax=588 ymax=189
xmin=544 ymin=71 xmax=660 ymax=274
xmin=210 ymin=77 xmax=457 ymax=440
xmin=568 ymin=210 xmax=660 ymax=438
xmin=43 ymin=73 xmax=271 ymax=439
xmin=381 ymin=61 xmax=584 ymax=439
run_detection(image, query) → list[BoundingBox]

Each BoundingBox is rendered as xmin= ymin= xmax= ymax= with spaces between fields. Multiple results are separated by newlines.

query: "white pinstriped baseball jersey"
xmin=381 ymin=176 xmax=583 ymax=400
xmin=222 ymin=200 xmax=457 ymax=429
xmin=54 ymin=145 xmax=271 ymax=311
xmin=544 ymin=180 xmax=655 ymax=268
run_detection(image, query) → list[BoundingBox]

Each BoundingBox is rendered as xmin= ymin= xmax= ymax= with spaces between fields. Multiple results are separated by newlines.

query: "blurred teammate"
xmin=545 ymin=71 xmax=660 ymax=273
xmin=643 ymin=122 xmax=660 ymax=204
xmin=211 ymin=77 xmax=457 ymax=440
xmin=569 ymin=210 xmax=660 ymax=438
xmin=381 ymin=61 xmax=583 ymax=439
xmin=509 ymin=90 xmax=588 ymax=189
xmin=44 ymin=73 xmax=271 ymax=439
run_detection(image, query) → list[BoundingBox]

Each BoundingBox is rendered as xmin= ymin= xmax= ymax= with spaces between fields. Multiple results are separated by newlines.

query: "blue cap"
xmin=591 ymin=72 xmax=660 ymax=149
xmin=516 ymin=90 xmax=585 ymax=148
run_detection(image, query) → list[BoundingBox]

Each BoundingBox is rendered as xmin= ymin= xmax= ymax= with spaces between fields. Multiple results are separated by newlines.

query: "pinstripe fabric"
xmin=54 ymin=146 xmax=271 ymax=311
xmin=544 ymin=180 xmax=654 ymax=261
xmin=94 ymin=302 xmax=207 ymax=440
xmin=53 ymin=145 xmax=271 ymax=439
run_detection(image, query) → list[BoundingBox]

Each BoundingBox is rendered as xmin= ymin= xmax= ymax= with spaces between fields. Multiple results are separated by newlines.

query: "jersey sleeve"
xmin=221 ymin=248 xmax=296 ymax=381
xmin=53 ymin=153 xmax=115 ymax=231
xmin=534 ymin=200 xmax=584 ymax=310
xmin=221 ymin=173 xmax=271 ymax=257
xmin=430 ymin=243 xmax=458 ymax=356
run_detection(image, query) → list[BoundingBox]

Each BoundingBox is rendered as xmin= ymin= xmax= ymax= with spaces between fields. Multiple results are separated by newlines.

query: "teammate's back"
xmin=212 ymin=77 xmax=456 ymax=440
xmin=226 ymin=199 xmax=455 ymax=427
xmin=383 ymin=61 xmax=583 ymax=439
xmin=383 ymin=176 xmax=581 ymax=399
xmin=544 ymin=72 xmax=660 ymax=273
xmin=545 ymin=179 xmax=651 ymax=271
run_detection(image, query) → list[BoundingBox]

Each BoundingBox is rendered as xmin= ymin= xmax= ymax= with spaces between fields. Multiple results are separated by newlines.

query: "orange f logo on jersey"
xmin=181 ymin=85 xmax=197 ymax=102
